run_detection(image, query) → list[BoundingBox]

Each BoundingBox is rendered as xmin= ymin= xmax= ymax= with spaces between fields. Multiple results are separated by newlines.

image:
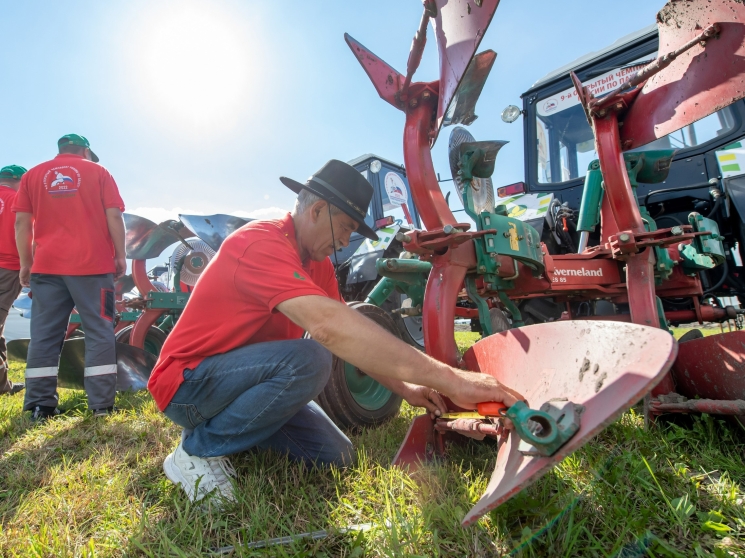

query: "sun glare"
xmin=135 ymin=3 xmax=253 ymax=133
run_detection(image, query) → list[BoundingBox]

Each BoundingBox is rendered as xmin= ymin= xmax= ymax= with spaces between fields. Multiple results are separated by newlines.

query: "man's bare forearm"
xmin=14 ymin=212 xmax=33 ymax=266
xmin=105 ymin=208 xmax=126 ymax=257
xmin=277 ymin=295 xmax=523 ymax=409
xmin=279 ymin=296 xmax=459 ymax=393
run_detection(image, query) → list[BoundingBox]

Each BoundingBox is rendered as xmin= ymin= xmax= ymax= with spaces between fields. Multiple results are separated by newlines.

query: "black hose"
xmin=706 ymin=196 xmax=723 ymax=219
xmin=643 ymin=181 xmax=712 ymax=208
xmin=703 ymin=258 xmax=729 ymax=295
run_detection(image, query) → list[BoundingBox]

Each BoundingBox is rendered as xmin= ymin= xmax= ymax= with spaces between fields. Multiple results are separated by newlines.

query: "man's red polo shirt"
xmin=148 ymin=213 xmax=341 ymax=411
xmin=0 ymin=185 xmax=20 ymax=270
xmin=12 ymin=153 xmax=125 ymax=275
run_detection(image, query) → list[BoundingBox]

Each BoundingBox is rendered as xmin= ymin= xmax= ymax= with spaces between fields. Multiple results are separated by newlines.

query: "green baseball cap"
xmin=58 ymin=134 xmax=99 ymax=163
xmin=0 ymin=165 xmax=27 ymax=180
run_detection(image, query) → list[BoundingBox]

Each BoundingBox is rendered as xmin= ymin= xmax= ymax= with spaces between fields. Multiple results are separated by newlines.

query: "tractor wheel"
xmin=115 ymin=324 xmax=168 ymax=357
xmin=316 ymin=301 xmax=404 ymax=430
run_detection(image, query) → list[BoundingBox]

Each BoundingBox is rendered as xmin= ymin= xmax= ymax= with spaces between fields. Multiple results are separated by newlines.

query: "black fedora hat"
xmin=280 ymin=159 xmax=378 ymax=240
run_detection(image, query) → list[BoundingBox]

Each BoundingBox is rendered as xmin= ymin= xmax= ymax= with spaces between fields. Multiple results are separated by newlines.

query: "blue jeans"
xmin=163 ymin=339 xmax=354 ymax=466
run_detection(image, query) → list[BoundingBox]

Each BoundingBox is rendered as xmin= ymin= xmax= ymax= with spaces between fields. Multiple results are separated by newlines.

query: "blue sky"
xmin=0 ymin=0 xmax=661 ymax=224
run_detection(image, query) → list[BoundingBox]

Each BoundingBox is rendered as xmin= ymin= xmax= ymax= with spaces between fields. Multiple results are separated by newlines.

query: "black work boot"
xmin=30 ymin=405 xmax=60 ymax=423
xmin=92 ymin=406 xmax=117 ymax=418
xmin=3 ymin=383 xmax=24 ymax=396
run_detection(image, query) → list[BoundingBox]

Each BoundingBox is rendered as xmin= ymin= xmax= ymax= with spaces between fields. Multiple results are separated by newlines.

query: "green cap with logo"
xmin=58 ymin=134 xmax=99 ymax=163
xmin=0 ymin=165 xmax=27 ymax=180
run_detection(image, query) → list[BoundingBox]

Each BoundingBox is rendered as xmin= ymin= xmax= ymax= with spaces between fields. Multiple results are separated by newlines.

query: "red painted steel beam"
xmin=131 ymin=259 xmax=157 ymax=298
xmin=402 ymin=92 xmax=456 ymax=230
xmin=423 ymin=242 xmax=476 ymax=367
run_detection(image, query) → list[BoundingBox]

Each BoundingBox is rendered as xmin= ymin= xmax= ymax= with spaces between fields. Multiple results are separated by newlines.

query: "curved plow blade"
xmin=123 ymin=213 xmax=194 ymax=260
xmin=460 ymin=321 xmax=677 ymax=526
xmin=433 ymin=0 xmax=500 ymax=136
xmin=621 ymin=0 xmax=745 ymax=149
xmin=179 ymin=214 xmax=251 ymax=252
xmin=671 ymin=330 xmax=745 ymax=401
xmin=6 ymin=339 xmax=156 ymax=392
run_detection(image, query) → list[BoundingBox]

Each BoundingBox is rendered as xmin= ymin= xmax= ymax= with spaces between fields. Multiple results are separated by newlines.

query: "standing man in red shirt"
xmin=14 ymin=134 xmax=127 ymax=421
xmin=149 ymin=159 xmax=521 ymax=505
xmin=0 ymin=165 xmax=27 ymax=397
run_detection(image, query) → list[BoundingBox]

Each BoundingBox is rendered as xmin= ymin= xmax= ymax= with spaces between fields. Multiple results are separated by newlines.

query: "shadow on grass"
xmin=0 ymin=387 xmax=170 ymax=525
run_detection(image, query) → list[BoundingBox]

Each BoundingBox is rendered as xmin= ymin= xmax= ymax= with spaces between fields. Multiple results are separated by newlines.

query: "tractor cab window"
xmin=535 ymin=54 xmax=737 ymax=184
xmin=380 ymin=170 xmax=415 ymax=227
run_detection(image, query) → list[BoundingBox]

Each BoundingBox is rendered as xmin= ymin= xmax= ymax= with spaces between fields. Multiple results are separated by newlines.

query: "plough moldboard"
xmin=347 ymin=0 xmax=745 ymax=525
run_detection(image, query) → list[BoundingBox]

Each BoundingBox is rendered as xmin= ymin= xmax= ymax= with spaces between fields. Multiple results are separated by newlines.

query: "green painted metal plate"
xmin=344 ymin=361 xmax=393 ymax=411
xmin=147 ymin=291 xmax=190 ymax=310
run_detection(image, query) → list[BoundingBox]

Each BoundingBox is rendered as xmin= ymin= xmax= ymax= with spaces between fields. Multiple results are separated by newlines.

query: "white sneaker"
xmin=163 ymin=441 xmax=237 ymax=504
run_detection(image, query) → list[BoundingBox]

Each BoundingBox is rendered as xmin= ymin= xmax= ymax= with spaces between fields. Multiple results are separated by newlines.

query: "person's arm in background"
xmin=105 ymin=208 xmax=126 ymax=280
xmin=15 ymin=212 xmax=33 ymax=287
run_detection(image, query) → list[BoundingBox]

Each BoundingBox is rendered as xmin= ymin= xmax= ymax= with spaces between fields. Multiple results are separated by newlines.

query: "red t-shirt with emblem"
xmin=12 ymin=153 xmax=125 ymax=275
xmin=0 ymin=185 xmax=20 ymax=270
xmin=148 ymin=213 xmax=342 ymax=411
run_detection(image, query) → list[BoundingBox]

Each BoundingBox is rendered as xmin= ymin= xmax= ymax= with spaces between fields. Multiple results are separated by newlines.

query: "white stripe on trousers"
xmin=25 ymin=366 xmax=59 ymax=379
xmin=84 ymin=364 xmax=117 ymax=377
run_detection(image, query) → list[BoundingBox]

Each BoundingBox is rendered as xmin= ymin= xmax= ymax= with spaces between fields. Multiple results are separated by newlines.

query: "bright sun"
xmin=135 ymin=3 xmax=253 ymax=132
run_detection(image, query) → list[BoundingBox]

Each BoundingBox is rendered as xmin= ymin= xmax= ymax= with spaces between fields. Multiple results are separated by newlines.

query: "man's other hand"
xmin=401 ymin=384 xmax=447 ymax=418
xmin=19 ymin=266 xmax=31 ymax=287
xmin=114 ymin=256 xmax=127 ymax=280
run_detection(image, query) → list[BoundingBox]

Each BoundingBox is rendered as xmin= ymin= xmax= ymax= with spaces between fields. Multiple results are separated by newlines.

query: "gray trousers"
xmin=24 ymin=274 xmax=117 ymax=411
xmin=0 ymin=267 xmax=22 ymax=394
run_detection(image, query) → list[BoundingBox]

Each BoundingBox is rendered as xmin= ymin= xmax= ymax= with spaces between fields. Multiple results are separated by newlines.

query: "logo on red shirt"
xmin=0 ymin=197 xmax=4 ymax=215
xmin=43 ymin=166 xmax=81 ymax=197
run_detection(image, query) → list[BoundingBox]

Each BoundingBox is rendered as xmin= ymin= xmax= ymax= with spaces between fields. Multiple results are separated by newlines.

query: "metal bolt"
xmin=422 ymin=90 xmax=431 ymax=100
xmin=485 ymin=283 xmax=493 ymax=290
xmin=659 ymin=263 xmax=666 ymax=270
xmin=619 ymin=233 xmax=631 ymax=243
xmin=615 ymin=103 xmax=623 ymax=110
xmin=409 ymin=98 xmax=418 ymax=108
xmin=478 ymin=265 xmax=486 ymax=273
xmin=396 ymin=232 xmax=412 ymax=243
xmin=670 ymin=226 xmax=684 ymax=236
xmin=443 ymin=224 xmax=455 ymax=234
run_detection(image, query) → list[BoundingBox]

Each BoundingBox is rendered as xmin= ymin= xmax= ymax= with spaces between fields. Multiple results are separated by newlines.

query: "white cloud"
xmin=128 ymin=205 xmax=288 ymax=224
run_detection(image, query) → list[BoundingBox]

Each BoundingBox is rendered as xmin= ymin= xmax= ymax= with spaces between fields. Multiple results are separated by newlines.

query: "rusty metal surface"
xmin=432 ymin=0 xmax=500 ymax=138
xmin=179 ymin=214 xmax=251 ymax=253
xmin=671 ymin=330 xmax=745 ymax=401
xmin=460 ymin=320 xmax=677 ymax=526
xmin=620 ymin=0 xmax=745 ymax=149
xmin=441 ymin=50 xmax=497 ymax=128
xmin=6 ymin=338 xmax=155 ymax=392
xmin=123 ymin=213 xmax=194 ymax=260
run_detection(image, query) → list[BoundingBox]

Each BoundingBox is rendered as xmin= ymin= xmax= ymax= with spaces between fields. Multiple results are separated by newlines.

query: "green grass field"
xmin=1 ymin=331 xmax=743 ymax=557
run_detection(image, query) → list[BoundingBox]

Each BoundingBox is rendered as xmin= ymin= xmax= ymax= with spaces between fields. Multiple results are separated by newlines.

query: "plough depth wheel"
xmin=316 ymin=301 xmax=403 ymax=429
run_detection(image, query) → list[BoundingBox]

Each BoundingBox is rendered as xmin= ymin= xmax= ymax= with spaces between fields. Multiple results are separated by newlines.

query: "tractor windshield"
xmin=535 ymin=56 xmax=738 ymax=184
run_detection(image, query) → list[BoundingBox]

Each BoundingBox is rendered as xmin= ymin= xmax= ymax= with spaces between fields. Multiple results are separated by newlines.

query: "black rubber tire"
xmin=316 ymin=301 xmax=404 ymax=430
xmin=115 ymin=324 xmax=168 ymax=357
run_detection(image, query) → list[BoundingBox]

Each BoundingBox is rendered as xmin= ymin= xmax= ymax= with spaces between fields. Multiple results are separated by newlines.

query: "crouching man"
xmin=148 ymin=160 xmax=521 ymax=504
